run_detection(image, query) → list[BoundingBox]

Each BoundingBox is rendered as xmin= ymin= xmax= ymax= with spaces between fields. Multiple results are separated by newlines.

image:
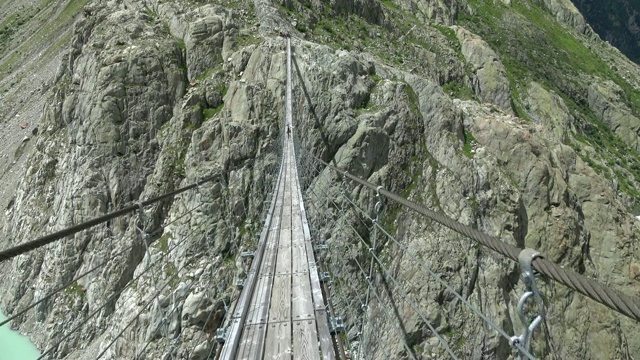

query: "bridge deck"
xmin=220 ymin=138 xmax=334 ymax=359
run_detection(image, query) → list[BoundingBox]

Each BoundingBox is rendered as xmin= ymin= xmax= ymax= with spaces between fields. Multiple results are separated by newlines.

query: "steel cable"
xmin=96 ymin=199 xmax=216 ymax=359
xmin=305 ymin=152 xmax=535 ymax=358
xmin=346 ymin=214 xmax=458 ymax=359
xmin=0 ymin=202 xmax=202 ymax=329
xmin=37 ymin=196 xmax=210 ymax=360
xmin=353 ymin=256 xmax=417 ymax=359
xmin=0 ymin=175 xmax=222 ymax=263
xmin=339 ymin=191 xmax=536 ymax=359
xmin=311 ymin=155 xmax=640 ymax=323
xmin=98 ymin=249 xmax=201 ymax=360
xmin=312 ymin=181 xmax=458 ymax=359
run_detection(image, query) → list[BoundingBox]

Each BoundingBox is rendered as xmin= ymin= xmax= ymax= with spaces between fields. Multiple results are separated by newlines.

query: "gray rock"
xmin=454 ymin=26 xmax=513 ymax=114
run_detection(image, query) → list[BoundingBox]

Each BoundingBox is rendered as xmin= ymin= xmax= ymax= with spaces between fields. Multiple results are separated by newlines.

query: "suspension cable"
xmin=305 ymin=169 xmax=457 ymax=358
xmin=339 ymin=190 xmax=536 ymax=358
xmin=353 ymin=256 xmax=416 ymax=359
xmin=311 ymin=155 xmax=640 ymax=323
xmin=307 ymin=155 xmax=536 ymax=358
xmin=331 ymin=197 xmax=459 ymax=358
xmin=37 ymin=198 xmax=210 ymax=360
xmin=0 ymin=174 xmax=222 ymax=263
xmin=97 ymin=247 xmax=201 ymax=360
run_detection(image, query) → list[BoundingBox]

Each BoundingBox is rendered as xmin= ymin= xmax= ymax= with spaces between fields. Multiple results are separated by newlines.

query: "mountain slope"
xmin=571 ymin=0 xmax=640 ymax=64
xmin=0 ymin=0 xmax=639 ymax=359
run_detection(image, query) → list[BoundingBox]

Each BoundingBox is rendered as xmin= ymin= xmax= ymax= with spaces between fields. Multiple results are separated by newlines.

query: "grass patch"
xmin=203 ymin=103 xmax=224 ymax=119
xmin=0 ymin=0 xmax=90 ymax=77
xmin=462 ymin=129 xmax=476 ymax=158
xmin=64 ymin=282 xmax=86 ymax=297
xmin=158 ymin=232 xmax=172 ymax=253
xmin=442 ymin=80 xmax=475 ymax=100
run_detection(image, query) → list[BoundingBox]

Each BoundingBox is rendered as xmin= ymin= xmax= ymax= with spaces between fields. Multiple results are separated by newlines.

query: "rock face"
xmin=0 ymin=0 xmax=639 ymax=359
xmin=587 ymin=79 xmax=640 ymax=151
xmin=454 ymin=26 xmax=513 ymax=114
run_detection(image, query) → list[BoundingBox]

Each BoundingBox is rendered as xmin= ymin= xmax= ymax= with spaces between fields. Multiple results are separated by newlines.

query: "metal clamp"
xmin=374 ymin=186 xmax=383 ymax=224
xmin=240 ymin=251 xmax=255 ymax=259
xmin=510 ymin=248 xmax=545 ymax=358
xmin=215 ymin=327 xmax=228 ymax=343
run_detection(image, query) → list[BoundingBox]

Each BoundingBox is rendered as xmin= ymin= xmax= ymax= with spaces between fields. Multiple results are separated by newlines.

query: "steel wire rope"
xmin=289 ymin=132 xmax=352 ymax=358
xmin=352 ymin=256 xmax=416 ymax=359
xmin=97 ymin=247 xmax=203 ymax=360
xmin=96 ymin=201 xmax=217 ymax=360
xmin=214 ymin=128 xmax=288 ymax=359
xmin=302 ymin=167 xmax=418 ymax=358
xmin=132 ymin=251 xmax=207 ymax=359
xmin=150 ymin=169 xmax=260 ymax=359
xmin=295 ymin=134 xmax=372 ymax=358
xmin=340 ymin=192 xmax=537 ymax=359
xmin=0 ymin=174 xmax=223 ymax=263
xmin=197 ymin=151 xmax=285 ymax=360
xmin=132 ymin=176 xmax=223 ymax=359
xmin=345 ymin=219 xmax=459 ymax=359
xmin=303 ymin=154 xmax=454 ymax=357
xmin=0 ymin=202 xmax=203 ymax=329
xmin=310 ymin=155 xmax=640 ymax=323
xmin=305 ymin=178 xmax=377 ymax=359
xmin=322 ymin=164 xmax=533 ymax=358
xmin=309 ymin=177 xmax=447 ymax=359
xmin=37 ymin=196 xmax=211 ymax=360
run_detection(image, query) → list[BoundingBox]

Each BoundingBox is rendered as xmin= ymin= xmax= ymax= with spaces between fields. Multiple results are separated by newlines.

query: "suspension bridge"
xmin=1 ymin=36 xmax=640 ymax=360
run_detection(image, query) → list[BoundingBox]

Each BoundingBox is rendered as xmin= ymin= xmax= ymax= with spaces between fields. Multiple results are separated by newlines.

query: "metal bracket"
xmin=319 ymin=272 xmax=331 ymax=283
xmin=510 ymin=248 xmax=545 ymax=358
xmin=240 ymin=251 xmax=255 ymax=259
xmin=314 ymin=244 xmax=328 ymax=253
xmin=328 ymin=316 xmax=345 ymax=334
xmin=215 ymin=327 xmax=228 ymax=343
xmin=236 ymin=279 xmax=245 ymax=290
xmin=374 ymin=186 xmax=383 ymax=224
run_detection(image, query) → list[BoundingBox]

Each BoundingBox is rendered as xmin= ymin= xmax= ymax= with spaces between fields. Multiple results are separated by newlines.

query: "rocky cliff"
xmin=0 ymin=0 xmax=639 ymax=359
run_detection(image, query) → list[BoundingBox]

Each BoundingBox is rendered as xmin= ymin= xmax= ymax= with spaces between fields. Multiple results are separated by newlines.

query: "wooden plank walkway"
xmin=219 ymin=36 xmax=334 ymax=360
xmin=228 ymin=136 xmax=334 ymax=359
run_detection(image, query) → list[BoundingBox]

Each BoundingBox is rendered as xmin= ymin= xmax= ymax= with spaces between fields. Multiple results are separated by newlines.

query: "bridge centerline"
xmin=219 ymin=37 xmax=335 ymax=360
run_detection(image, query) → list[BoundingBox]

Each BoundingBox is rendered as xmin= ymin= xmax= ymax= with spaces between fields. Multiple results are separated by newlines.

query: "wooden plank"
xmin=293 ymin=320 xmax=321 ymax=360
xmin=221 ymin=158 xmax=286 ymax=360
xmin=275 ymin=233 xmax=292 ymax=275
xmin=239 ymin=323 xmax=268 ymax=360
xmin=237 ymin=323 xmax=255 ymax=360
xmin=264 ymin=322 xmax=292 ymax=359
xmin=245 ymin=273 xmax=273 ymax=325
xmin=292 ymin=272 xmax=315 ymax=321
xmin=308 ymin=265 xmax=326 ymax=311
xmin=292 ymin=243 xmax=307 ymax=274
xmin=314 ymin=310 xmax=336 ymax=360
xmin=268 ymin=274 xmax=292 ymax=323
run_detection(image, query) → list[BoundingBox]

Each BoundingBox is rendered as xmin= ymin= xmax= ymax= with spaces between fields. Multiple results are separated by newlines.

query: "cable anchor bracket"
xmin=510 ymin=248 xmax=546 ymax=358
xmin=374 ymin=186 xmax=383 ymax=224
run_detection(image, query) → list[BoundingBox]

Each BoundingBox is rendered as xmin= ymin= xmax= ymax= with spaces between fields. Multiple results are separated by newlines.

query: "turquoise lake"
xmin=0 ymin=308 xmax=40 ymax=360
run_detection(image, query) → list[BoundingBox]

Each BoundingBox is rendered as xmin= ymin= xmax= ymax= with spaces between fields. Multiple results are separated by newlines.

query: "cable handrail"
xmin=309 ymin=155 xmax=640 ymax=323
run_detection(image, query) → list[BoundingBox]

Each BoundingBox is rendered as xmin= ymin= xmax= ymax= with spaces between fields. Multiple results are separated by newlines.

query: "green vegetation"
xmin=203 ymin=103 xmax=224 ymax=120
xmin=158 ymin=232 xmax=172 ymax=253
xmin=458 ymin=0 xmax=640 ymax=210
xmin=442 ymin=80 xmax=475 ymax=100
xmin=164 ymin=262 xmax=180 ymax=288
xmin=64 ymin=282 xmax=86 ymax=297
xmin=462 ymin=129 xmax=476 ymax=159
xmin=403 ymin=83 xmax=420 ymax=115
xmin=0 ymin=0 xmax=91 ymax=77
